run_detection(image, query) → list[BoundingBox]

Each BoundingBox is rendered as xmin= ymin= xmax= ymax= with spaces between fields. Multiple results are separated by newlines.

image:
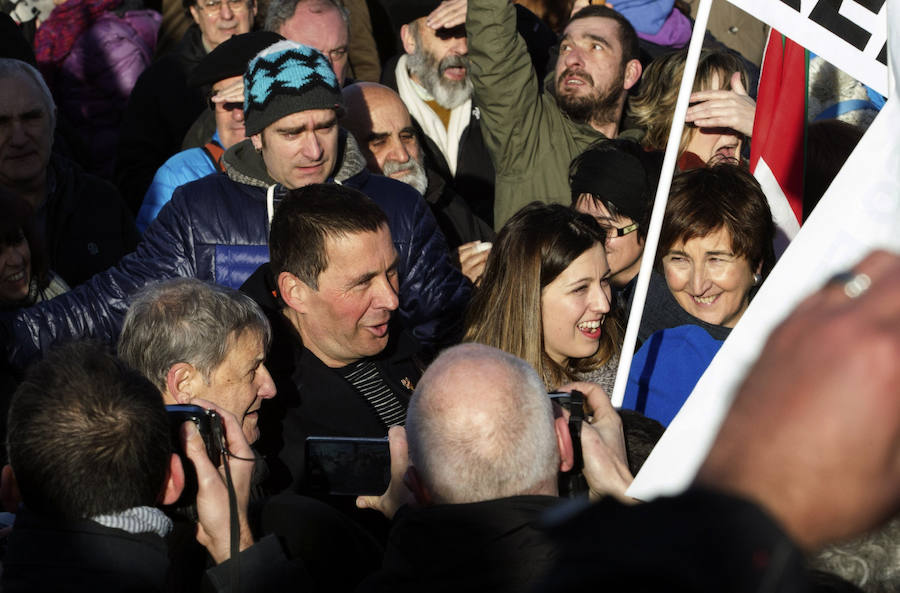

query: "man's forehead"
xmin=269 ymin=107 xmax=337 ymax=131
xmin=284 ymin=2 xmax=348 ymax=46
xmin=322 ymin=226 xmax=393 ymax=270
xmin=563 ymin=16 xmax=622 ymax=47
xmin=369 ymin=96 xmax=414 ymax=131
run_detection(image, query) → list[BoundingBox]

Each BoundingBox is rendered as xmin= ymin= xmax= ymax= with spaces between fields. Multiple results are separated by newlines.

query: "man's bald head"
xmin=341 ymin=83 xmax=428 ymax=194
xmin=407 ymin=344 xmax=560 ymax=504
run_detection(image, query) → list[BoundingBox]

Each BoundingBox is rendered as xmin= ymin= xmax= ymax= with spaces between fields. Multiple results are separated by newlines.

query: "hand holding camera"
xmin=180 ymin=398 xmax=255 ymax=564
xmin=555 ymin=382 xmax=634 ymax=503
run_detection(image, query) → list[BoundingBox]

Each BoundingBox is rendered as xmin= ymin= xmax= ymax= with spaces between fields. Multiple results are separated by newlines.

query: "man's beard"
xmin=407 ymin=47 xmax=473 ymax=110
xmin=556 ymin=65 xmax=625 ymax=126
xmin=382 ymin=155 xmax=429 ymax=195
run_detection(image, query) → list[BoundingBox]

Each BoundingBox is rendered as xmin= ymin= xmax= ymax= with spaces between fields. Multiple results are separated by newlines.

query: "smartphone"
xmin=305 ymin=436 xmax=390 ymax=496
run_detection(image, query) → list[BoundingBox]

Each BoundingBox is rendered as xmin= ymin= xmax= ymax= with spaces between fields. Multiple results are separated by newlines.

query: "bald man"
xmin=355 ymin=343 xmax=634 ymax=591
xmin=341 ymin=82 xmax=494 ymax=281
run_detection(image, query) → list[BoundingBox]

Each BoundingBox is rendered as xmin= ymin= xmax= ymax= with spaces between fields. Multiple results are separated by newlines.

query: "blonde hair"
xmin=464 ymin=203 xmax=621 ymax=390
xmin=628 ymin=49 xmax=749 ymax=154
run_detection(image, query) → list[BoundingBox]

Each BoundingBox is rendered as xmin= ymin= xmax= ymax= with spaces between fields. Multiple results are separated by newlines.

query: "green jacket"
xmin=467 ymin=0 xmax=638 ymax=229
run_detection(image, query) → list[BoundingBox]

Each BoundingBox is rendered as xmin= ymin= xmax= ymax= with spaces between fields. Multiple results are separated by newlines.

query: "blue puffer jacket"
xmin=8 ymin=132 xmax=471 ymax=366
xmin=136 ymin=131 xmax=221 ymax=233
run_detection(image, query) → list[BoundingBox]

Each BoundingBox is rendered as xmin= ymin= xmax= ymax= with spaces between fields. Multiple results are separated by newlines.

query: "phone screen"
xmin=305 ymin=436 xmax=390 ymax=496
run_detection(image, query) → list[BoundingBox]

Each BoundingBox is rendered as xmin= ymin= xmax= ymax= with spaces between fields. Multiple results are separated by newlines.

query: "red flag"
xmin=750 ymin=28 xmax=806 ymax=240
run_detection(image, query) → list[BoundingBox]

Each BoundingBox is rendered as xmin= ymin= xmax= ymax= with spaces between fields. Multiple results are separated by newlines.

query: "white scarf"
xmin=394 ymin=55 xmax=472 ymax=176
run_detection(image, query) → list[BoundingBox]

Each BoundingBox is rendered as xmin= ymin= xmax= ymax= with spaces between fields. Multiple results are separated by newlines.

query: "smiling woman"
xmin=0 ymin=189 xmax=68 ymax=310
xmin=622 ymin=164 xmax=775 ymax=426
xmin=464 ymin=203 xmax=620 ymax=392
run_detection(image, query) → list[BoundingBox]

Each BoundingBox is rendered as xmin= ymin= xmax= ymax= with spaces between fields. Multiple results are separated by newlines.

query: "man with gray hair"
xmin=0 ymin=58 xmax=138 ymax=288
xmin=265 ymin=0 xmax=382 ymax=84
xmin=118 ymin=278 xmax=276 ymax=444
xmin=356 ymin=343 xmax=633 ymax=591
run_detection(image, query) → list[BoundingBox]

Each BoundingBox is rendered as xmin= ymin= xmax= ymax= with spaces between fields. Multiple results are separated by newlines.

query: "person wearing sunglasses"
xmin=137 ymin=31 xmax=283 ymax=233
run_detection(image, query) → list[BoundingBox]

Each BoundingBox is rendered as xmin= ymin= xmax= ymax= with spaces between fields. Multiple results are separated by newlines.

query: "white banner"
xmin=627 ymin=0 xmax=900 ymax=501
xmin=726 ymin=0 xmax=889 ymax=97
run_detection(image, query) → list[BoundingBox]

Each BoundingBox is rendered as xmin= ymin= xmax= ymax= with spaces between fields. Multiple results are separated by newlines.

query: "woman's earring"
xmin=753 ymin=273 xmax=762 ymax=286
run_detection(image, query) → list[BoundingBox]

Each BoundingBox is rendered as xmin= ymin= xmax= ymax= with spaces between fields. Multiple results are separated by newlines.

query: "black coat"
xmin=241 ymin=264 xmax=423 ymax=495
xmin=43 ymin=153 xmax=140 ymax=288
xmin=358 ymin=495 xmax=562 ymax=593
xmin=114 ymin=25 xmax=208 ymax=214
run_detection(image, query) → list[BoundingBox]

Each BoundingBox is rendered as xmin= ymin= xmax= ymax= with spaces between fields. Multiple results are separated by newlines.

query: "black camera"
xmin=165 ymin=404 xmax=226 ymax=515
xmin=549 ymin=390 xmax=589 ymax=498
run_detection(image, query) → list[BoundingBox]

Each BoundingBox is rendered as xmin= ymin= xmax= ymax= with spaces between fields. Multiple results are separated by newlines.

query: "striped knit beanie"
xmin=243 ymin=40 xmax=343 ymax=137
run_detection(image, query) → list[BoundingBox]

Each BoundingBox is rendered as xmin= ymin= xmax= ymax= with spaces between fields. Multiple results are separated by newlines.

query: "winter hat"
xmin=243 ymin=40 xmax=343 ymax=137
xmin=190 ymin=31 xmax=285 ymax=87
xmin=569 ymin=139 xmax=664 ymax=224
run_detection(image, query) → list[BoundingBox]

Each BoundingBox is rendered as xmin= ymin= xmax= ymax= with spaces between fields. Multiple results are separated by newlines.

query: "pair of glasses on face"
xmin=197 ymin=0 xmax=248 ymax=16
xmin=603 ymin=222 xmax=639 ymax=240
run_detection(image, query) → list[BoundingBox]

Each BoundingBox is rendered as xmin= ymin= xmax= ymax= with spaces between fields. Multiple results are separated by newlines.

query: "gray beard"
xmin=382 ymin=155 xmax=429 ymax=195
xmin=407 ymin=49 xmax=473 ymax=110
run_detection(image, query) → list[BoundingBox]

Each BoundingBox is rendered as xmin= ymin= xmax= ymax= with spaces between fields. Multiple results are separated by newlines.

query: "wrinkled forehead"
xmin=0 ymin=73 xmax=50 ymax=113
xmin=369 ymin=94 xmax=414 ymax=133
xmin=561 ymin=16 xmax=624 ymax=51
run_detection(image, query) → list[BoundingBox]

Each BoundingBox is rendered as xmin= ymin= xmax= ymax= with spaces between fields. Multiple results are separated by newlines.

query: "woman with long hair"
xmin=464 ymin=203 xmax=620 ymax=392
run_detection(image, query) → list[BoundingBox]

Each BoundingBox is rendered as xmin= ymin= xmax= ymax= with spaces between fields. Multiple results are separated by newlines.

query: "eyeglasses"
xmin=604 ymin=222 xmax=639 ymax=239
xmin=197 ymin=0 xmax=248 ymax=16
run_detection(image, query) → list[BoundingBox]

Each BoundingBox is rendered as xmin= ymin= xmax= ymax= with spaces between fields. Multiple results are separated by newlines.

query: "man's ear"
xmin=250 ymin=133 xmax=263 ymax=151
xmin=400 ymin=23 xmax=417 ymax=55
xmin=165 ymin=363 xmax=200 ymax=404
xmin=404 ymin=466 xmax=433 ymax=507
xmin=278 ymin=271 xmax=312 ymax=313
xmin=188 ymin=4 xmax=202 ymax=26
xmin=160 ymin=454 xmax=185 ymax=506
xmin=1 ymin=465 xmax=21 ymax=513
xmin=623 ymin=58 xmax=642 ymax=91
xmin=555 ymin=416 xmax=575 ymax=473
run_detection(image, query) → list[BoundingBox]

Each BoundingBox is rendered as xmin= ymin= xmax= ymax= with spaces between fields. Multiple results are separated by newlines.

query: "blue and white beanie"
xmin=243 ymin=40 xmax=343 ymax=137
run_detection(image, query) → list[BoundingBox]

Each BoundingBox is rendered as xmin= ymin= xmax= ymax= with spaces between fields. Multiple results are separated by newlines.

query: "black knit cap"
xmin=243 ymin=40 xmax=343 ymax=137
xmin=386 ymin=0 xmax=442 ymax=30
xmin=189 ymin=31 xmax=285 ymax=87
xmin=569 ymin=139 xmax=664 ymax=223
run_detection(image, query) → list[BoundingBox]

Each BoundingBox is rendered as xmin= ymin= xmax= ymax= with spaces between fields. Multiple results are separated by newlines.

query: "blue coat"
xmin=136 ymin=131 xmax=221 ymax=233
xmin=7 ymin=133 xmax=471 ymax=366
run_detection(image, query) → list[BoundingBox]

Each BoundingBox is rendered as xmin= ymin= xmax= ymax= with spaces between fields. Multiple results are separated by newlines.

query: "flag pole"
xmin=610 ymin=0 xmax=713 ymax=407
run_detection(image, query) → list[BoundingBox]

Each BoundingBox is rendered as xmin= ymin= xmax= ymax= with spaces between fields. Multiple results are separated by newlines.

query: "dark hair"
xmin=569 ymin=139 xmax=664 ymax=242
xmin=567 ymin=5 xmax=639 ymax=63
xmin=803 ymin=119 xmax=864 ymax=220
xmin=7 ymin=342 xmax=171 ymax=520
xmin=269 ymin=184 xmax=389 ymax=289
xmin=465 ymin=203 xmax=620 ymax=389
xmin=660 ymin=164 xmax=776 ymax=279
xmin=0 ymin=188 xmax=49 ymax=298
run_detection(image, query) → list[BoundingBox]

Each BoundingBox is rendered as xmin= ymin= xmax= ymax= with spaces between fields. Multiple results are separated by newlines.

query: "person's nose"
xmin=231 ymin=107 xmax=244 ymax=122
xmin=386 ymin=138 xmax=410 ymax=165
xmin=218 ymin=0 xmax=235 ymax=19
xmin=9 ymin=119 xmax=28 ymax=146
xmin=300 ymin=132 xmax=324 ymax=162
xmin=374 ymin=274 xmax=400 ymax=312
xmin=589 ymin=283 xmax=611 ymax=315
xmin=255 ymin=363 xmax=277 ymax=399
xmin=691 ymin=264 xmax=712 ymax=295
xmin=450 ymin=35 xmax=468 ymax=56
xmin=564 ymin=46 xmax=585 ymax=69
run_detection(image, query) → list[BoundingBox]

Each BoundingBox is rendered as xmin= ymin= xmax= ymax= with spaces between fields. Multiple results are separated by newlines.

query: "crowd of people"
xmin=0 ymin=0 xmax=896 ymax=591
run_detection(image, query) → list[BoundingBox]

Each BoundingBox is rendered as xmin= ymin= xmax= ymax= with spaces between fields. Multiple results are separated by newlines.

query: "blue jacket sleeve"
xmin=8 ymin=188 xmax=200 ymax=367
xmin=389 ymin=181 xmax=472 ymax=352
